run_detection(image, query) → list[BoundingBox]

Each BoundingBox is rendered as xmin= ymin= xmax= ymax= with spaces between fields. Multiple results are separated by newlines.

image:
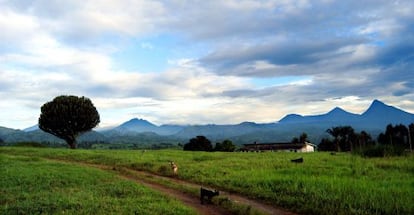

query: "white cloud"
xmin=0 ymin=8 xmax=39 ymax=45
xmin=1 ymin=0 xmax=414 ymax=129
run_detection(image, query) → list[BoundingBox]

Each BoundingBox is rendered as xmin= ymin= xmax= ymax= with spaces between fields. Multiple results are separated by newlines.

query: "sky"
xmin=1 ymin=0 xmax=414 ymax=129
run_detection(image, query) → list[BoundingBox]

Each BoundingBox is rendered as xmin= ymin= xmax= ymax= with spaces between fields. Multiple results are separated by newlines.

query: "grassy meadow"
xmin=1 ymin=147 xmax=413 ymax=215
xmin=0 ymin=153 xmax=196 ymax=215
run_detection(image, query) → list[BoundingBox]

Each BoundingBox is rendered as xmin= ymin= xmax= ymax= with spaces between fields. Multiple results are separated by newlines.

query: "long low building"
xmin=240 ymin=142 xmax=316 ymax=152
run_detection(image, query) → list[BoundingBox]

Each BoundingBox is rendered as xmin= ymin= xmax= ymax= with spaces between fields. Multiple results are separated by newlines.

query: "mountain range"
xmin=1 ymin=100 xmax=413 ymax=146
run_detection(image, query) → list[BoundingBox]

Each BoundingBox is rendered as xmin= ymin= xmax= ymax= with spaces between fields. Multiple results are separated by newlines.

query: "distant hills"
xmin=1 ymin=100 xmax=413 ymax=146
xmin=279 ymin=100 xmax=414 ymax=128
xmin=107 ymin=118 xmax=185 ymax=136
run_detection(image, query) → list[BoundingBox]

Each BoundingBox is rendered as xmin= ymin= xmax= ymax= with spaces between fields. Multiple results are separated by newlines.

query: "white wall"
xmin=300 ymin=144 xmax=315 ymax=152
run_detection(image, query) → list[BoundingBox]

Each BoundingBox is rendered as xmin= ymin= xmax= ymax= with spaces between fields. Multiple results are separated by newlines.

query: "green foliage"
xmin=183 ymin=136 xmax=213 ymax=151
xmin=214 ymin=139 xmax=236 ymax=152
xmin=326 ymin=126 xmax=356 ymax=151
xmin=378 ymin=123 xmax=413 ymax=151
xmin=322 ymin=126 xmax=376 ymax=153
xmin=2 ymin=147 xmax=413 ymax=215
xmin=0 ymin=154 xmax=195 ymax=215
xmin=318 ymin=138 xmax=335 ymax=151
xmin=39 ymin=95 xmax=100 ymax=149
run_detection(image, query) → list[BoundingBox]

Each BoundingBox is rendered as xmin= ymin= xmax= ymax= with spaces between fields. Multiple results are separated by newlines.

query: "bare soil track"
xmin=49 ymin=159 xmax=296 ymax=215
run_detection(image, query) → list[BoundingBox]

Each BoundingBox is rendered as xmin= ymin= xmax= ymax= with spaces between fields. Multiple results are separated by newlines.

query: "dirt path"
xmin=119 ymin=172 xmax=227 ymax=215
xmin=49 ymin=159 xmax=296 ymax=215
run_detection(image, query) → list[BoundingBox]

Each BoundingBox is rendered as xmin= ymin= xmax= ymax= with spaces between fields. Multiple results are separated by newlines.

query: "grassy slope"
xmin=0 ymin=153 xmax=195 ymax=215
xmin=1 ymin=147 xmax=413 ymax=215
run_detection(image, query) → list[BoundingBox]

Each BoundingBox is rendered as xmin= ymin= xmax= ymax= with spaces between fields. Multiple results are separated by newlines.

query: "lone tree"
xmin=39 ymin=95 xmax=100 ymax=149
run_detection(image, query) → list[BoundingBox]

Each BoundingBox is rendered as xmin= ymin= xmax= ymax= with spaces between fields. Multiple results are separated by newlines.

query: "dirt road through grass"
xmin=50 ymin=159 xmax=296 ymax=215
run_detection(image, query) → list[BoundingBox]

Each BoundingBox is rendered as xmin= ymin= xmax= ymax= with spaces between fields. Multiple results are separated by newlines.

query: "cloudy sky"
xmin=1 ymin=0 xmax=414 ymax=129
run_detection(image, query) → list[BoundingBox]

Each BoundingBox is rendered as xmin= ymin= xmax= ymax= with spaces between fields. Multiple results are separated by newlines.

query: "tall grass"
xmin=1 ymin=147 xmax=413 ymax=214
xmin=0 ymin=153 xmax=195 ymax=215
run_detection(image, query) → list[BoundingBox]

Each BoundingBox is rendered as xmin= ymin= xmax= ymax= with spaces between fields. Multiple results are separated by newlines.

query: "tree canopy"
xmin=378 ymin=123 xmax=413 ymax=151
xmin=38 ymin=95 xmax=100 ymax=149
xmin=326 ymin=126 xmax=356 ymax=152
xmin=183 ymin=136 xmax=213 ymax=151
xmin=214 ymin=139 xmax=236 ymax=152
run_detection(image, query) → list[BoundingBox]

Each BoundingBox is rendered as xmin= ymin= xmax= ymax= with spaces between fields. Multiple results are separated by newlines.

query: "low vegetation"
xmin=1 ymin=147 xmax=413 ymax=215
xmin=0 ymin=153 xmax=195 ymax=215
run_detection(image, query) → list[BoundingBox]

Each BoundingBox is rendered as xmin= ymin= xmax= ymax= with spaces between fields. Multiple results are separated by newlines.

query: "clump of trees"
xmin=214 ymin=139 xmax=236 ymax=152
xmin=372 ymin=123 xmax=413 ymax=156
xmin=319 ymin=123 xmax=413 ymax=156
xmin=183 ymin=136 xmax=236 ymax=152
xmin=378 ymin=124 xmax=413 ymax=151
xmin=183 ymin=136 xmax=213 ymax=151
xmin=39 ymin=95 xmax=100 ymax=149
xmin=319 ymin=126 xmax=374 ymax=152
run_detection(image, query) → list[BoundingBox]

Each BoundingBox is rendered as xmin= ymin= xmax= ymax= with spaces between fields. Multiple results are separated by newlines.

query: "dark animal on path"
xmin=291 ymin=157 xmax=304 ymax=163
xmin=200 ymin=187 xmax=219 ymax=204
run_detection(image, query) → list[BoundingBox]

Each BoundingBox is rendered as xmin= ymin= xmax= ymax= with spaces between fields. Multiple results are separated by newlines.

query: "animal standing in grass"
xmin=200 ymin=187 xmax=219 ymax=204
xmin=291 ymin=157 xmax=304 ymax=163
xmin=170 ymin=161 xmax=178 ymax=175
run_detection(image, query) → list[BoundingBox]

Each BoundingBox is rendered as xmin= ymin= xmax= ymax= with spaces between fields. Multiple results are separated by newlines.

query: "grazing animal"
xmin=200 ymin=187 xmax=219 ymax=204
xmin=291 ymin=157 xmax=304 ymax=163
xmin=170 ymin=161 xmax=178 ymax=175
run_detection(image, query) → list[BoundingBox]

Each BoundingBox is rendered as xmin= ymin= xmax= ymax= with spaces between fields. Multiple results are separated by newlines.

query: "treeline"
xmin=319 ymin=123 xmax=413 ymax=156
xmin=1 ymin=141 xmax=107 ymax=149
xmin=0 ymin=141 xmax=182 ymax=150
xmin=183 ymin=136 xmax=236 ymax=152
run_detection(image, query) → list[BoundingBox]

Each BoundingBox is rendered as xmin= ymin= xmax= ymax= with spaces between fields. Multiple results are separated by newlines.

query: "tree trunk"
xmin=65 ymin=136 xmax=77 ymax=149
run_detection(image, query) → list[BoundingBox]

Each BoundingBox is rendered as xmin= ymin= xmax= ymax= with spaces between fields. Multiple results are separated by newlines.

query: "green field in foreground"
xmin=1 ymin=147 xmax=413 ymax=215
xmin=0 ymin=153 xmax=195 ymax=215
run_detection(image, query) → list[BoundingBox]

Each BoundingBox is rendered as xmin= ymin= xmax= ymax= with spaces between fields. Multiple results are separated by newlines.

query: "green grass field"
xmin=0 ymin=153 xmax=196 ymax=215
xmin=1 ymin=147 xmax=413 ymax=215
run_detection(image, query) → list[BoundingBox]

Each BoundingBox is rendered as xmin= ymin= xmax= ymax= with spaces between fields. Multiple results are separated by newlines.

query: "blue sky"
xmin=1 ymin=0 xmax=414 ymax=129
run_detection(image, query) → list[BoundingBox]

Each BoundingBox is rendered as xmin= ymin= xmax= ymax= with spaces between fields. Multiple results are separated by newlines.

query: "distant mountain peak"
xmin=130 ymin=118 xmax=147 ymax=122
xmin=362 ymin=99 xmax=396 ymax=116
xmin=326 ymin=107 xmax=357 ymax=117
xmin=238 ymin=121 xmax=257 ymax=126
xmin=23 ymin=124 xmax=39 ymax=132
xmin=370 ymin=99 xmax=387 ymax=108
xmin=121 ymin=118 xmax=155 ymax=126
xmin=109 ymin=118 xmax=184 ymax=136
xmin=278 ymin=114 xmax=304 ymax=123
xmin=328 ymin=107 xmax=346 ymax=114
xmin=359 ymin=99 xmax=414 ymax=126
